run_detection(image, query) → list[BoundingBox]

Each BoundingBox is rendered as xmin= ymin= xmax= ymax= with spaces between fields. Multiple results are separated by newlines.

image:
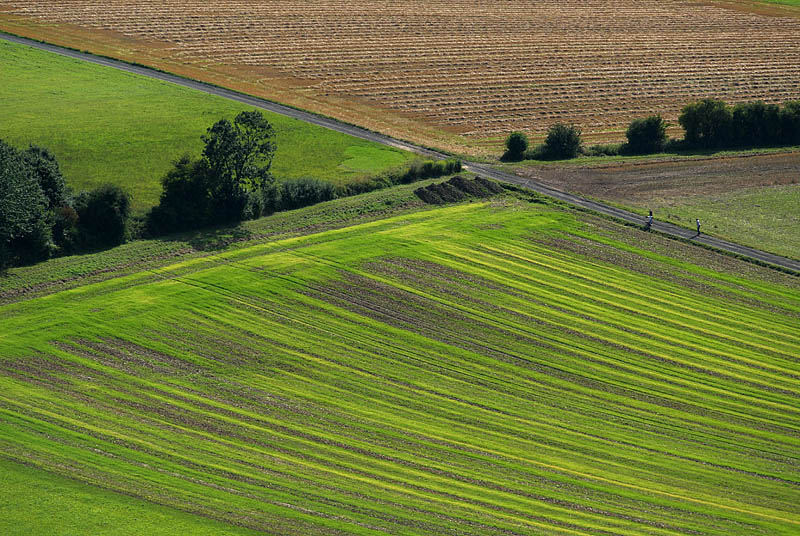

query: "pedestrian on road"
xmin=696 ymin=218 xmax=701 ymax=236
xmin=644 ymin=210 xmax=653 ymax=231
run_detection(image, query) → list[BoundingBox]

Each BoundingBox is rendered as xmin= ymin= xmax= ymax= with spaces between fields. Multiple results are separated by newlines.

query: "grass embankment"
xmin=0 ymin=39 xmax=414 ymax=213
xmin=1 ymin=186 xmax=798 ymax=535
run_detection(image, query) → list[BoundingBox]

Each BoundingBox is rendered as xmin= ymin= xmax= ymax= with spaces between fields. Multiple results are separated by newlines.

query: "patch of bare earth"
xmin=516 ymin=152 xmax=800 ymax=205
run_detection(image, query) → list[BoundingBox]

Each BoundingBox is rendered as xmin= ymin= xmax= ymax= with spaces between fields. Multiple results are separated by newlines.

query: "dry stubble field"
xmin=2 ymin=0 xmax=800 ymax=154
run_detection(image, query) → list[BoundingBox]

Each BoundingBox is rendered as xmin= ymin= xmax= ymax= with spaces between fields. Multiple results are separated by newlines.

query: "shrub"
xmin=279 ymin=178 xmax=336 ymax=211
xmin=625 ymin=116 xmax=668 ymax=154
xmin=584 ymin=143 xmax=622 ymax=157
xmin=503 ymin=132 xmax=529 ymax=161
xmin=543 ymin=123 xmax=582 ymax=159
xmin=678 ymin=98 xmax=732 ymax=148
xmin=74 ymin=184 xmax=131 ymax=250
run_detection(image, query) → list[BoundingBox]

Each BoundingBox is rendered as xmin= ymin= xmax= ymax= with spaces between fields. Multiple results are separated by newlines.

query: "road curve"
xmin=3 ymin=32 xmax=799 ymax=274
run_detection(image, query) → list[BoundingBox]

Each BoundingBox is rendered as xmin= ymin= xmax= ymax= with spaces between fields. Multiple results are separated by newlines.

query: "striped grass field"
xmin=1 ymin=194 xmax=799 ymax=535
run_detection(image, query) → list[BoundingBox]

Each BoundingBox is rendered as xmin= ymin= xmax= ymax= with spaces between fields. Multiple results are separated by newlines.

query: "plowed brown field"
xmin=2 ymin=0 xmax=800 ymax=155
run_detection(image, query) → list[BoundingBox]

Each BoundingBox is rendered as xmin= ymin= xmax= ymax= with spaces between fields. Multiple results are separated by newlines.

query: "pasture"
xmin=1 ymin=187 xmax=799 ymax=535
xmin=2 ymin=0 xmax=800 ymax=154
xmin=0 ymin=39 xmax=414 ymax=213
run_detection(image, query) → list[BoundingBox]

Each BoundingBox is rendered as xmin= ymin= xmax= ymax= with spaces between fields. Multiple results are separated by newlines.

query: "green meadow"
xmin=1 ymin=186 xmax=798 ymax=535
xmin=0 ymin=458 xmax=260 ymax=536
xmin=0 ymin=39 xmax=413 ymax=213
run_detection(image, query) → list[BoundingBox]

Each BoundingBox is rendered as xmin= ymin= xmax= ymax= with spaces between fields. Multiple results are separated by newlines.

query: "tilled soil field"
xmin=2 ymin=0 xmax=800 ymax=153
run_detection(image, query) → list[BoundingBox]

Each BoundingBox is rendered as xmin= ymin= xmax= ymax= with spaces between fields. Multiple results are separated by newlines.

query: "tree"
xmin=202 ymin=110 xmax=276 ymax=191
xmin=678 ymin=98 xmax=732 ymax=148
xmin=625 ymin=115 xmax=668 ymax=154
xmin=780 ymin=101 xmax=800 ymax=145
xmin=202 ymin=110 xmax=277 ymax=223
xmin=22 ymin=145 xmax=69 ymax=210
xmin=74 ymin=184 xmax=131 ymax=249
xmin=148 ymin=110 xmax=278 ymax=235
xmin=504 ymin=131 xmax=529 ymax=161
xmin=731 ymin=101 xmax=781 ymax=147
xmin=543 ymin=123 xmax=582 ymax=159
xmin=0 ymin=140 xmax=51 ymax=268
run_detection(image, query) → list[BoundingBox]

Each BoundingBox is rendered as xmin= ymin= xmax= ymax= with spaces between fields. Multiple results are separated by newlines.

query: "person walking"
xmin=644 ymin=210 xmax=653 ymax=231
xmin=696 ymin=218 xmax=701 ymax=236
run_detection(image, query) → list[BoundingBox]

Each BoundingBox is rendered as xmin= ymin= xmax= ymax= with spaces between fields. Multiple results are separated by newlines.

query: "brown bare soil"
xmin=515 ymin=151 xmax=800 ymax=204
xmin=2 ymin=1 xmax=800 ymax=155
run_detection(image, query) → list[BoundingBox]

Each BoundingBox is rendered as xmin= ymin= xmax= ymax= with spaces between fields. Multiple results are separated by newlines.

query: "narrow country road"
xmin=3 ymin=32 xmax=799 ymax=274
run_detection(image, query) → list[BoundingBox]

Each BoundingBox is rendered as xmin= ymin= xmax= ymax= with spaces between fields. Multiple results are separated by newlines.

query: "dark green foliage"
xmin=583 ymin=143 xmax=623 ymax=157
xmin=678 ymin=99 xmax=732 ymax=148
xmin=503 ymin=132 xmax=529 ymax=161
xmin=21 ymin=145 xmax=69 ymax=210
xmin=731 ymin=101 xmax=781 ymax=147
xmin=280 ymin=178 xmax=336 ymax=211
xmin=202 ymin=110 xmax=276 ymax=192
xmin=0 ymin=140 xmax=51 ymax=268
xmin=543 ymin=123 xmax=582 ymax=159
xmin=780 ymin=101 xmax=800 ymax=145
xmin=74 ymin=184 xmax=132 ymax=250
xmin=147 ymin=155 xmax=212 ymax=234
xmin=148 ymin=111 xmax=278 ymax=235
xmin=625 ymin=116 xmax=668 ymax=154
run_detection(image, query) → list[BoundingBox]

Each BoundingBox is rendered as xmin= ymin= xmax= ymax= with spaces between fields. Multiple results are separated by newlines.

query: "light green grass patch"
xmin=640 ymin=183 xmax=800 ymax=260
xmin=338 ymin=145 xmax=410 ymax=173
xmin=0 ymin=40 xmax=414 ymax=213
xmin=0 ymin=458 xmax=260 ymax=536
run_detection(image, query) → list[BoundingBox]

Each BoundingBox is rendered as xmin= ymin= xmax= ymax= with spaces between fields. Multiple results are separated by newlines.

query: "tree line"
xmin=504 ymin=98 xmax=800 ymax=161
xmin=2 ymin=110 xmax=461 ymax=270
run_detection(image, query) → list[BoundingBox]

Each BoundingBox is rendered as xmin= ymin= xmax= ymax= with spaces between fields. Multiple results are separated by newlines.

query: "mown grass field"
xmin=0 ymin=39 xmax=414 ymax=213
xmin=1 ymin=185 xmax=798 ymax=535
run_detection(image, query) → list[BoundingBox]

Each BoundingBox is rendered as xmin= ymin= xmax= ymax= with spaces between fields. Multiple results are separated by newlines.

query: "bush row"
xmin=505 ymin=98 xmax=800 ymax=161
xmin=146 ymin=156 xmax=462 ymax=236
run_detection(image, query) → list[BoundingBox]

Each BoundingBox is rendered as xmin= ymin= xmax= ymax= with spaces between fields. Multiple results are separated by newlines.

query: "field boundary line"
xmin=2 ymin=31 xmax=799 ymax=275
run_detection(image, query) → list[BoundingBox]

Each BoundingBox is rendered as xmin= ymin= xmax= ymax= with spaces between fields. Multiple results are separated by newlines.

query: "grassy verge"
xmin=0 ymin=190 xmax=798 ymax=534
xmin=0 ymin=39 xmax=414 ymax=213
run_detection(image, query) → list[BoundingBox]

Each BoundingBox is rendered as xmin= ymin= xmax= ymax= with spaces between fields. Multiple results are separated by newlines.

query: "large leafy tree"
xmin=0 ymin=140 xmax=51 ymax=268
xmin=148 ymin=110 xmax=278 ymax=234
xmin=202 ymin=110 xmax=276 ymax=192
xmin=678 ymin=98 xmax=732 ymax=148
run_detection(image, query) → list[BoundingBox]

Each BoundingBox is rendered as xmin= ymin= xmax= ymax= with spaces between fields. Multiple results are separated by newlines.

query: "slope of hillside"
xmin=1 ymin=189 xmax=799 ymax=535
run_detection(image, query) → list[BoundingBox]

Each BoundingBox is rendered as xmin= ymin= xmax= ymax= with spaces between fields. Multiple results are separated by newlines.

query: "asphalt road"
xmin=3 ymin=32 xmax=799 ymax=274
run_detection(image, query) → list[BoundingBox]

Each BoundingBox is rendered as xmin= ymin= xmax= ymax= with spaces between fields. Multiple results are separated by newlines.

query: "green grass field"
xmin=634 ymin=183 xmax=800 ymax=260
xmin=1 ymin=186 xmax=798 ymax=535
xmin=0 ymin=39 xmax=414 ymax=213
xmin=0 ymin=458 xmax=260 ymax=536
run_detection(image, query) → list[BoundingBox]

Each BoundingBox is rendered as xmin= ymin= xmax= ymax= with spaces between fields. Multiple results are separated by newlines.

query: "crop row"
xmin=1 ymin=202 xmax=798 ymax=534
xmin=4 ymin=0 xmax=800 ymax=140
